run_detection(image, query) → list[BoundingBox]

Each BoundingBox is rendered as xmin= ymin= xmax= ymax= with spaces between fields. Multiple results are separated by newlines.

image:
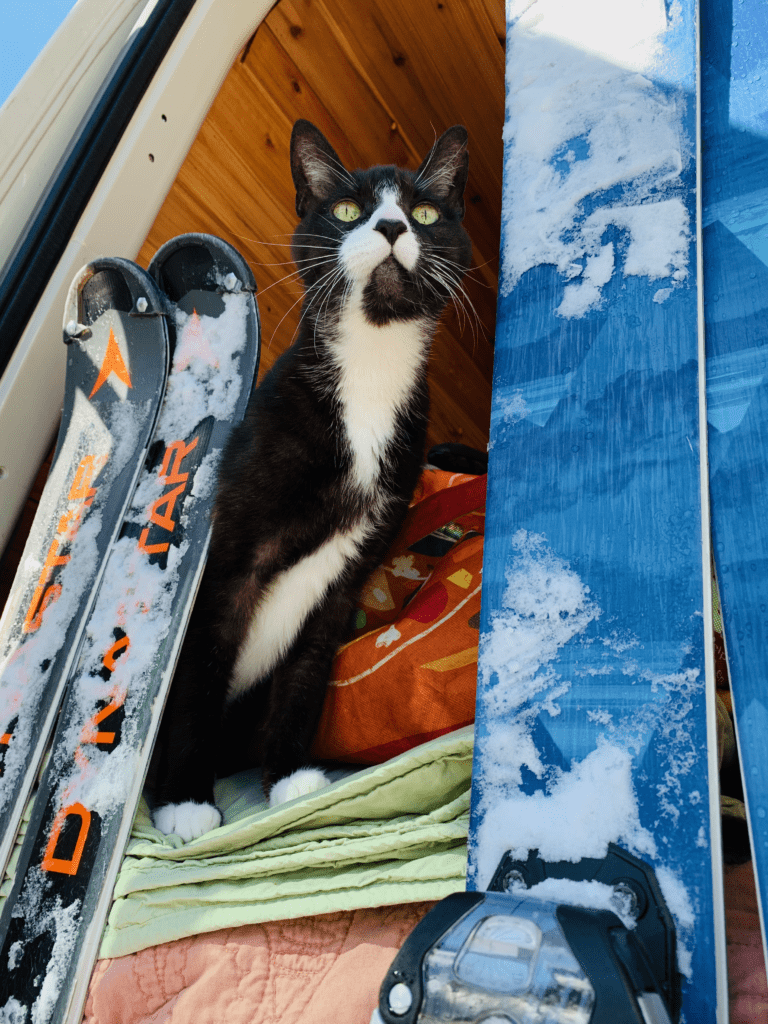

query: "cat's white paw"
xmin=268 ymin=768 xmax=331 ymax=807
xmin=153 ymin=801 xmax=222 ymax=841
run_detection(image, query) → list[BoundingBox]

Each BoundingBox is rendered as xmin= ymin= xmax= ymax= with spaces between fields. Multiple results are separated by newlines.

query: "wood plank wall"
xmin=137 ymin=0 xmax=505 ymax=452
xmin=0 ymin=0 xmax=505 ymax=612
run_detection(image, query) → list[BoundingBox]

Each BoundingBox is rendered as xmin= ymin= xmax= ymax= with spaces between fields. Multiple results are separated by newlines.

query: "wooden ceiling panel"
xmin=477 ymin=0 xmax=507 ymax=47
xmin=288 ymin=0 xmax=504 ymax=287
xmin=138 ymin=0 xmax=505 ymax=451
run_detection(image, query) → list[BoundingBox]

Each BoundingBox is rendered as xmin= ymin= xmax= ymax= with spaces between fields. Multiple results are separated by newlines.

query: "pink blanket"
xmin=84 ymin=903 xmax=435 ymax=1024
xmin=85 ymin=865 xmax=768 ymax=1023
xmin=726 ymin=862 xmax=768 ymax=1022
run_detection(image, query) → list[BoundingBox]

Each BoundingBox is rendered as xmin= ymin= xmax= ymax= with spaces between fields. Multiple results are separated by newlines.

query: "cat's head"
xmin=289 ymin=120 xmax=472 ymax=327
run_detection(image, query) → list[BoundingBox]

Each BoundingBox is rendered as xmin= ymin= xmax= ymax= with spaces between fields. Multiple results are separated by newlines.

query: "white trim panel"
xmin=0 ymin=0 xmax=274 ymax=555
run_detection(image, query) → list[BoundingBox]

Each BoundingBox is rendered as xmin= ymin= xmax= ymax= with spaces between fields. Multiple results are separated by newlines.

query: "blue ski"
xmin=702 ymin=0 xmax=768 ymax=982
xmin=467 ymin=1 xmax=726 ymax=1020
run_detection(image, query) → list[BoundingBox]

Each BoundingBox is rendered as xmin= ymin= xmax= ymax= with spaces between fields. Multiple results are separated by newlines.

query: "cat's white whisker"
xmin=256 ymin=259 xmax=337 ymax=299
xmin=438 ymin=274 xmax=481 ymax=333
xmin=414 ymin=129 xmax=440 ymax=187
xmin=439 ymin=273 xmax=484 ymax=339
xmin=324 ymin=152 xmax=358 ymax=190
xmin=424 ymin=259 xmax=484 ymax=346
xmin=259 ymin=254 xmax=337 ymax=275
xmin=251 ymin=251 xmax=337 ymax=267
xmin=267 ymin=286 xmax=311 ymax=349
xmin=310 ymin=267 xmax=347 ymax=351
xmin=304 ymin=264 xmax=349 ymax=349
xmin=289 ymin=232 xmax=340 ymax=243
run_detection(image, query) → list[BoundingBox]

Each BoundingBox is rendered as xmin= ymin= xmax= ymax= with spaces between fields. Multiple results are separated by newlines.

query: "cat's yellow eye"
xmin=332 ymin=200 xmax=361 ymax=223
xmin=412 ymin=204 xmax=440 ymax=225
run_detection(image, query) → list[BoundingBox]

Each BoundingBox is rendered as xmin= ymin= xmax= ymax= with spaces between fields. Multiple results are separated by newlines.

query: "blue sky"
xmin=1 ymin=0 xmax=79 ymax=108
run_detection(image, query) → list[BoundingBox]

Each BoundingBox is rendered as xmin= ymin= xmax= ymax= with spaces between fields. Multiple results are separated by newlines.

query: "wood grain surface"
xmin=137 ymin=0 xmax=504 ymax=451
xmin=1 ymin=0 xmax=503 ymax=605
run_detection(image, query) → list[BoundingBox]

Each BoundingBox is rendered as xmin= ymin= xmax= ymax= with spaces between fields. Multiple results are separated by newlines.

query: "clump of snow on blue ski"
xmin=498 ymin=0 xmax=693 ymax=318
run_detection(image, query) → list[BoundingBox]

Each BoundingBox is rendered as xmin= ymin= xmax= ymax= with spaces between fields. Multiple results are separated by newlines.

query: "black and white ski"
xmin=0 ymin=260 xmax=170 ymax=885
xmin=0 ymin=234 xmax=260 ymax=1024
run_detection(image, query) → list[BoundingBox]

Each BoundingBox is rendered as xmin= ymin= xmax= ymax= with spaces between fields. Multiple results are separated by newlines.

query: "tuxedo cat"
xmin=153 ymin=119 xmax=472 ymax=841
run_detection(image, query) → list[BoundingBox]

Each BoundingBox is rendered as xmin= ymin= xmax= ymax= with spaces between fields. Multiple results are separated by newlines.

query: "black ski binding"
xmin=374 ymin=844 xmax=680 ymax=1024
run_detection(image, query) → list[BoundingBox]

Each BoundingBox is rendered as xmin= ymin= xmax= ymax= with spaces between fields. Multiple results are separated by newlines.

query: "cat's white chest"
xmin=333 ymin=295 xmax=426 ymax=492
xmin=227 ymin=299 xmax=426 ymax=702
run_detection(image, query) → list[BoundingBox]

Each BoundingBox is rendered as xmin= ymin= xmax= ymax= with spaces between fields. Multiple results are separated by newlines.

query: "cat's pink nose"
xmin=374 ymin=219 xmax=407 ymax=245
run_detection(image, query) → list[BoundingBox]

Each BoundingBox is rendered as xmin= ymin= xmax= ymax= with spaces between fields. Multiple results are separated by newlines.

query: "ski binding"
xmin=373 ymin=845 xmax=679 ymax=1024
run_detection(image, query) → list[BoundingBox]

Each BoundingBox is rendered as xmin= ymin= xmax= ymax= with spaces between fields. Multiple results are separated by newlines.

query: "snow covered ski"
xmin=468 ymin=0 xmax=726 ymax=1019
xmin=701 ymin=0 xmax=768 ymax=981
xmin=0 ymin=259 xmax=170 ymax=887
xmin=0 ymin=234 xmax=260 ymax=1024
xmin=376 ymin=1 xmax=728 ymax=1021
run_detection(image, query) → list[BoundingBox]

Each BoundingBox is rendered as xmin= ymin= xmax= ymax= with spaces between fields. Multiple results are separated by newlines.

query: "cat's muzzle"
xmin=371 ymin=255 xmax=406 ymax=297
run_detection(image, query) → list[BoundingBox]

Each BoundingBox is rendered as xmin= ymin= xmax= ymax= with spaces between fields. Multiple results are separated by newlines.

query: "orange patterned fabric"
xmin=312 ymin=468 xmax=486 ymax=764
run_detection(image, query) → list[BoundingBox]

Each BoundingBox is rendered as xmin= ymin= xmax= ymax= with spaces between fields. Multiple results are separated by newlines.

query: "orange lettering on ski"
xmin=69 ymin=453 xmax=106 ymax=506
xmin=146 ymin=483 xmax=186 ymax=532
xmin=81 ymin=690 xmax=126 ymax=746
xmin=138 ymin=437 xmax=199 ymax=553
xmin=103 ymin=635 xmax=130 ymax=672
xmin=137 ymin=532 xmax=169 ymax=555
xmin=22 ymin=539 xmax=67 ymax=633
xmin=77 ymin=637 xmax=131 ymax=747
xmin=138 ymin=486 xmax=184 ymax=554
xmin=89 ymin=327 xmax=132 ymax=398
xmin=22 ymin=454 xmax=107 ymax=633
xmin=41 ymin=802 xmax=91 ymax=876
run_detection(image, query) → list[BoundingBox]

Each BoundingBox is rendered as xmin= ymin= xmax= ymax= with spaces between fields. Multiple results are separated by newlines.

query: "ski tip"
xmin=147 ymin=234 xmax=257 ymax=305
xmin=63 ymin=259 xmax=168 ymax=345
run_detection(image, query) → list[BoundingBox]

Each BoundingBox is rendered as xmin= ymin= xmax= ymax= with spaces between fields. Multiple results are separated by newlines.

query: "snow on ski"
xmin=0 ymin=235 xmax=260 ymax=1024
xmin=0 ymin=260 xmax=169 ymax=887
xmin=701 ymin=0 xmax=768 ymax=983
xmin=467 ymin=1 xmax=727 ymax=1021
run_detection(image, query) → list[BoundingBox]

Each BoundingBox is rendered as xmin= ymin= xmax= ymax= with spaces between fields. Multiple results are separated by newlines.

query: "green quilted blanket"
xmin=99 ymin=726 xmax=473 ymax=958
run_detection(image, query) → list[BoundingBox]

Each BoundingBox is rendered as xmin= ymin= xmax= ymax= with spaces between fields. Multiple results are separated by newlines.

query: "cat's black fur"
xmin=153 ymin=120 xmax=471 ymax=840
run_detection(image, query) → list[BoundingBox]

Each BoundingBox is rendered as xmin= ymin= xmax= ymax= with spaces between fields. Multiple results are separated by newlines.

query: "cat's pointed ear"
xmin=415 ymin=126 xmax=469 ymax=216
xmin=290 ymin=120 xmax=348 ymax=218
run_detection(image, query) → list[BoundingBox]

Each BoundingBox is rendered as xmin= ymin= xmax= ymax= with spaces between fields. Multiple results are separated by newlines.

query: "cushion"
xmin=312 ymin=467 xmax=486 ymax=763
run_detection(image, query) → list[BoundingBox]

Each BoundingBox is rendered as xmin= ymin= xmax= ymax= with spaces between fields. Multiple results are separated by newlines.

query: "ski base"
xmin=374 ymin=844 xmax=679 ymax=1024
xmin=0 ymin=234 xmax=260 ymax=1024
xmin=0 ymin=260 xmax=170 ymax=883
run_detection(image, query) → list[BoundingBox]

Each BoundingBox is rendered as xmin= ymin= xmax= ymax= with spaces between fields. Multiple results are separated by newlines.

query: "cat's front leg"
xmin=262 ymin=653 xmax=335 ymax=808
xmin=261 ymin=589 xmax=356 ymax=806
xmin=153 ymin=800 xmax=222 ymax=843
xmin=152 ymin=595 xmax=234 ymax=840
xmin=268 ymin=767 xmax=332 ymax=807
